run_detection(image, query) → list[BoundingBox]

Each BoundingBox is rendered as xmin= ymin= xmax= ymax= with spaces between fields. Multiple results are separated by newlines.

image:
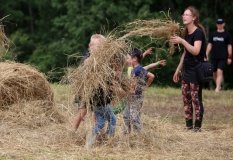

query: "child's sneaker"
xmin=85 ymin=131 xmax=97 ymax=148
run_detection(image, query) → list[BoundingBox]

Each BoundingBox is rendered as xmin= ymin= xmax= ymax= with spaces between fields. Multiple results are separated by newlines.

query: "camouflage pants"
xmin=123 ymin=95 xmax=143 ymax=133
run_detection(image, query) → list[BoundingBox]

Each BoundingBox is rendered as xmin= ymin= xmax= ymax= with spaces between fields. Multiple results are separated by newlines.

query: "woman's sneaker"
xmin=193 ymin=127 xmax=201 ymax=132
xmin=186 ymin=126 xmax=193 ymax=130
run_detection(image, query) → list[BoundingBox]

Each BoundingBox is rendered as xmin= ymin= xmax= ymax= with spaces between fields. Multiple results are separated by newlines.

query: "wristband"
xmin=228 ymin=54 xmax=232 ymax=59
xmin=157 ymin=61 xmax=161 ymax=65
xmin=176 ymin=69 xmax=181 ymax=73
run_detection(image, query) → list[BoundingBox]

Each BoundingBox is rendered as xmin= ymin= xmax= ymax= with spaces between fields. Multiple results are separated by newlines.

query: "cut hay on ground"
xmin=0 ymin=100 xmax=65 ymax=128
xmin=0 ymin=61 xmax=54 ymax=108
xmin=0 ymin=84 xmax=233 ymax=159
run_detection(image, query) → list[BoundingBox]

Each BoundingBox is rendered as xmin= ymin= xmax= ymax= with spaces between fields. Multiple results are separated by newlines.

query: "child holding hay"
xmin=113 ymin=48 xmax=166 ymax=115
xmin=72 ymin=34 xmax=106 ymax=132
xmin=123 ymin=48 xmax=154 ymax=134
xmin=85 ymin=73 xmax=127 ymax=148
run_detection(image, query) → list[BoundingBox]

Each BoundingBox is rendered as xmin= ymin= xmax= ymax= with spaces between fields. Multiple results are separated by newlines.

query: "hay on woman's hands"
xmin=118 ymin=19 xmax=180 ymax=55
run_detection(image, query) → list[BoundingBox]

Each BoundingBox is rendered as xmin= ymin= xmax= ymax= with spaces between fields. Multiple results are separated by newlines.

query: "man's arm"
xmin=227 ymin=44 xmax=232 ymax=65
xmin=206 ymin=43 xmax=212 ymax=61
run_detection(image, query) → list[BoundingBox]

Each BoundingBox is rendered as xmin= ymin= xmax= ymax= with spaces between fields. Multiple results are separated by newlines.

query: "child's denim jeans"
xmin=93 ymin=104 xmax=116 ymax=134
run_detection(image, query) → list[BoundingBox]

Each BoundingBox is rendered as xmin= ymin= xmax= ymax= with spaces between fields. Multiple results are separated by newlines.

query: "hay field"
xmin=0 ymin=84 xmax=233 ymax=160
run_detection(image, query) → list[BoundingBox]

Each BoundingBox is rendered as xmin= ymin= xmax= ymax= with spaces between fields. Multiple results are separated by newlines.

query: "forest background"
xmin=1 ymin=0 xmax=232 ymax=88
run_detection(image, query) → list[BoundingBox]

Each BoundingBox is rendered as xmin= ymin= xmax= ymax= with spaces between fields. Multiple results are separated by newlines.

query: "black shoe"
xmin=186 ymin=126 xmax=193 ymax=130
xmin=194 ymin=120 xmax=202 ymax=128
xmin=186 ymin=118 xmax=193 ymax=129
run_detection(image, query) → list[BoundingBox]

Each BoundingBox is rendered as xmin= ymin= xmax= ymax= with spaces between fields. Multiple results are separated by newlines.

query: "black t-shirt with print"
xmin=208 ymin=31 xmax=232 ymax=59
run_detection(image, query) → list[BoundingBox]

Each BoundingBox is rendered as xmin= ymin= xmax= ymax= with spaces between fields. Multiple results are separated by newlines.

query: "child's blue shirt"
xmin=130 ymin=65 xmax=148 ymax=95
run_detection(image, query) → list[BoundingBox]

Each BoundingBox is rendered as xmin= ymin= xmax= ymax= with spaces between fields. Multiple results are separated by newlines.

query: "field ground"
xmin=0 ymin=85 xmax=233 ymax=160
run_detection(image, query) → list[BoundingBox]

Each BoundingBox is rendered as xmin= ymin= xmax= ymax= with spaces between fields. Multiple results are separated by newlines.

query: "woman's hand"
xmin=173 ymin=70 xmax=181 ymax=83
xmin=170 ymin=36 xmax=184 ymax=45
xmin=227 ymin=58 xmax=232 ymax=65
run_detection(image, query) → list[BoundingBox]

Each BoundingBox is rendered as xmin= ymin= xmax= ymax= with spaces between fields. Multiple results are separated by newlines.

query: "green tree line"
xmin=0 ymin=0 xmax=232 ymax=88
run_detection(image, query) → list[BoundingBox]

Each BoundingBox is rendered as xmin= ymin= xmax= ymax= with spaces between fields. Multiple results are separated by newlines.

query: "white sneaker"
xmin=85 ymin=131 xmax=97 ymax=148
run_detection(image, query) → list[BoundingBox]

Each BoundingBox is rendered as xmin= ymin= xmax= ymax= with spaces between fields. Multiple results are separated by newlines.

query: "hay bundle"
xmin=68 ymin=37 xmax=130 ymax=109
xmin=0 ymin=61 xmax=54 ymax=108
xmin=120 ymin=19 xmax=180 ymax=39
xmin=118 ymin=19 xmax=180 ymax=54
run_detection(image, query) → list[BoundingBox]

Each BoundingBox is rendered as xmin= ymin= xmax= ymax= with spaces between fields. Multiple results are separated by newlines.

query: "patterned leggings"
xmin=181 ymin=80 xmax=204 ymax=121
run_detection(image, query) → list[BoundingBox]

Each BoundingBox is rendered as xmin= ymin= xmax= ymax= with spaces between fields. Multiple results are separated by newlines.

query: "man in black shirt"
xmin=206 ymin=18 xmax=232 ymax=92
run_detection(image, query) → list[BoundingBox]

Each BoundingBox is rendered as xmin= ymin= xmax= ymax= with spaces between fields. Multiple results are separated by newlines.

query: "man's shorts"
xmin=211 ymin=58 xmax=227 ymax=72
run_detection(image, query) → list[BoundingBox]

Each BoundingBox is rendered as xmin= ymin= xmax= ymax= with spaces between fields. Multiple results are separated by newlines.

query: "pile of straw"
xmin=0 ymin=61 xmax=54 ymax=108
xmin=0 ymin=100 xmax=65 ymax=128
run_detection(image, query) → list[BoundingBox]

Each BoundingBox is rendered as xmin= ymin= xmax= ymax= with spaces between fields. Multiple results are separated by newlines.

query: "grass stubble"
xmin=1 ymin=85 xmax=233 ymax=160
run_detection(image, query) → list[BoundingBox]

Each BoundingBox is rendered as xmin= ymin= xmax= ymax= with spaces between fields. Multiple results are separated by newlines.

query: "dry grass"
xmin=0 ymin=84 xmax=233 ymax=160
xmin=118 ymin=19 xmax=180 ymax=55
xmin=0 ymin=61 xmax=54 ymax=107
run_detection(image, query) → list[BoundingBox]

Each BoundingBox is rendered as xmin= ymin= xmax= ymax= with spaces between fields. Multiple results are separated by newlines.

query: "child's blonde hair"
xmin=90 ymin=34 xmax=105 ymax=41
xmin=89 ymin=34 xmax=106 ymax=51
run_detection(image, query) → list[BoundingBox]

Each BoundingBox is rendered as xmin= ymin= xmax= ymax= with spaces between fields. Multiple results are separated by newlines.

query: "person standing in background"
xmin=206 ymin=18 xmax=232 ymax=92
